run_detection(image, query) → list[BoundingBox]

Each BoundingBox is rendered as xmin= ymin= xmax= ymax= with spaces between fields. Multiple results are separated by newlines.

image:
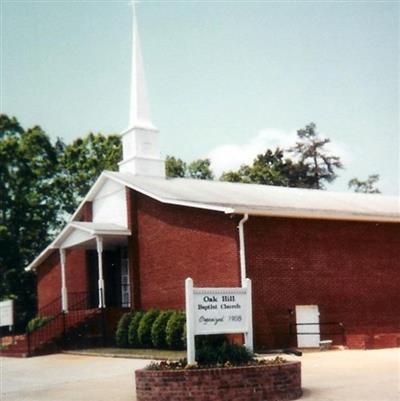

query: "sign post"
xmin=185 ymin=278 xmax=253 ymax=365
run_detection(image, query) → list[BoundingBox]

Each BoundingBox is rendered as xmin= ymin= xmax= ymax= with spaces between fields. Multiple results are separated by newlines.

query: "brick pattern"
xmin=37 ymin=249 xmax=88 ymax=312
xmin=134 ymin=193 xmax=241 ymax=310
xmin=135 ymin=362 xmax=302 ymax=401
xmin=245 ymin=217 xmax=400 ymax=349
xmin=127 ymin=189 xmax=142 ymax=310
xmin=76 ymin=201 xmax=93 ymax=222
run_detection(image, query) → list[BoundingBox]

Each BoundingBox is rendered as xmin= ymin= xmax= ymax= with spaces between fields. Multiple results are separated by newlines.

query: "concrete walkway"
xmin=1 ymin=348 xmax=399 ymax=401
xmin=0 ymin=353 xmax=148 ymax=401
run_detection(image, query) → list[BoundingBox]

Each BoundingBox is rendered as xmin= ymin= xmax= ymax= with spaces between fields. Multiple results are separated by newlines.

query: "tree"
xmin=0 ymin=116 xmax=122 ymax=329
xmin=288 ymin=122 xmax=343 ymax=189
xmin=165 ymin=156 xmax=186 ymax=178
xmin=56 ymin=132 xmax=121 ymax=214
xmin=348 ymin=174 xmax=380 ymax=194
xmin=188 ymin=158 xmax=214 ymax=180
xmin=220 ymin=149 xmax=287 ymax=186
xmin=0 ymin=114 xmax=60 ymax=329
xmin=220 ymin=148 xmax=315 ymax=188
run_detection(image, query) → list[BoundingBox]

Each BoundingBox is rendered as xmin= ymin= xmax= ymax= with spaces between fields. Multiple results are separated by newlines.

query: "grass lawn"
xmin=64 ymin=347 xmax=186 ymax=360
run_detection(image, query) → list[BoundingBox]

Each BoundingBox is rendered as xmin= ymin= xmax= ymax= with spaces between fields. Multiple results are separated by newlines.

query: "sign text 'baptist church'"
xmin=185 ymin=278 xmax=253 ymax=364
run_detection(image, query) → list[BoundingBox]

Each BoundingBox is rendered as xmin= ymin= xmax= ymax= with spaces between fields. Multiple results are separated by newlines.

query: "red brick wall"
xmin=245 ymin=217 xmax=400 ymax=349
xmin=135 ymin=362 xmax=302 ymax=401
xmin=37 ymin=251 xmax=61 ymax=311
xmin=126 ymin=189 xmax=141 ymax=309
xmin=134 ymin=192 xmax=241 ymax=310
xmin=36 ymin=249 xmax=88 ymax=312
xmin=65 ymin=249 xmax=88 ymax=295
xmin=75 ymin=201 xmax=93 ymax=222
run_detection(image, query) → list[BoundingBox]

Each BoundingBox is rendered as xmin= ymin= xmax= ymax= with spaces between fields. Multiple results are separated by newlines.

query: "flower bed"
xmin=135 ymin=360 xmax=302 ymax=401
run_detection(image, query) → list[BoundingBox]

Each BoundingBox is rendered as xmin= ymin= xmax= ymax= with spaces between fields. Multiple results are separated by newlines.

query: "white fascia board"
xmin=102 ymin=171 xmax=234 ymax=214
xmin=25 ymin=222 xmax=76 ymax=271
xmin=25 ymin=247 xmax=55 ymax=272
xmin=93 ymin=230 xmax=132 ymax=236
xmin=232 ymin=207 xmax=400 ymax=223
xmin=70 ymin=223 xmax=131 ymax=236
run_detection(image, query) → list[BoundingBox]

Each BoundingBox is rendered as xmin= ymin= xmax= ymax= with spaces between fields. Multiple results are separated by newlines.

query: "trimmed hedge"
xmin=151 ymin=310 xmax=173 ymax=349
xmin=128 ymin=311 xmax=145 ymax=348
xmin=138 ymin=309 xmax=160 ymax=348
xmin=116 ymin=309 xmax=186 ymax=350
xmin=115 ymin=311 xmax=134 ymax=347
xmin=165 ymin=311 xmax=186 ymax=350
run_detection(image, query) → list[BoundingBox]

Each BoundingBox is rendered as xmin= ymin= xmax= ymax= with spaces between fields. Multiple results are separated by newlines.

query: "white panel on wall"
xmin=92 ymin=180 xmax=128 ymax=227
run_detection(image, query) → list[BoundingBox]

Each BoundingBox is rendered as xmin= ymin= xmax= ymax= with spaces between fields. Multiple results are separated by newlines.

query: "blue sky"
xmin=2 ymin=1 xmax=399 ymax=194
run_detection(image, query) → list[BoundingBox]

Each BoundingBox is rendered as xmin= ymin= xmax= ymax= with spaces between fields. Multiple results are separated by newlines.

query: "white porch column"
xmin=59 ymin=248 xmax=68 ymax=313
xmin=96 ymin=236 xmax=105 ymax=308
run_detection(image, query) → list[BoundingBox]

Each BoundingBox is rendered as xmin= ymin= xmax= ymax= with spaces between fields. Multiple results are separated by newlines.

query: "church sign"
xmin=185 ymin=278 xmax=253 ymax=364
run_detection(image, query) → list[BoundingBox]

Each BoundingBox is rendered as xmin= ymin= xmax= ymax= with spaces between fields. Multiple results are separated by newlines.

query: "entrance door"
xmin=295 ymin=305 xmax=320 ymax=348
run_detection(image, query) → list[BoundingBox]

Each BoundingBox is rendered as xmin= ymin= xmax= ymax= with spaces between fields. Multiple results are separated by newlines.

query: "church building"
xmin=24 ymin=7 xmax=400 ymax=352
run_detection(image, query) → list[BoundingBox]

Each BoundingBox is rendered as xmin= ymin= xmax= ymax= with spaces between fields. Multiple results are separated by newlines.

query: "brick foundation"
xmin=135 ymin=362 xmax=302 ymax=401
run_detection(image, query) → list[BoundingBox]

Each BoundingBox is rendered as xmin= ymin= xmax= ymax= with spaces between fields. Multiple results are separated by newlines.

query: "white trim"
xmin=232 ymin=207 xmax=399 ymax=223
xmin=69 ymin=222 xmax=131 ymax=236
xmin=103 ymin=172 xmax=235 ymax=214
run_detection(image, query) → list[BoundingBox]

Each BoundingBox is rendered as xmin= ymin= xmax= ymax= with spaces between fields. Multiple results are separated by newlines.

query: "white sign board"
xmin=0 ymin=300 xmax=14 ymax=327
xmin=193 ymin=288 xmax=249 ymax=335
xmin=185 ymin=278 xmax=253 ymax=364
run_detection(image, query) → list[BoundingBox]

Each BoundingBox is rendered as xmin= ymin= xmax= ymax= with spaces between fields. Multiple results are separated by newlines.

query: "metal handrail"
xmin=38 ymin=296 xmax=62 ymax=318
xmin=289 ymin=321 xmax=345 ymax=344
xmin=27 ymin=291 xmax=96 ymax=355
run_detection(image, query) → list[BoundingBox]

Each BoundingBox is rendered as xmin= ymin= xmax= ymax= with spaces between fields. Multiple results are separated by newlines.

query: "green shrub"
xmin=165 ymin=311 xmax=186 ymax=350
xmin=26 ymin=316 xmax=53 ymax=333
xmin=196 ymin=342 xmax=253 ymax=366
xmin=195 ymin=334 xmax=226 ymax=348
xmin=128 ymin=311 xmax=144 ymax=348
xmin=138 ymin=309 xmax=160 ymax=348
xmin=115 ymin=312 xmax=134 ymax=348
xmin=151 ymin=310 xmax=173 ymax=349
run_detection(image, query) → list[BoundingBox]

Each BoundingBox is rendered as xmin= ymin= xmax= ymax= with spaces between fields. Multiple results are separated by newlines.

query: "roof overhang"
xmin=26 ymin=222 xmax=131 ymax=271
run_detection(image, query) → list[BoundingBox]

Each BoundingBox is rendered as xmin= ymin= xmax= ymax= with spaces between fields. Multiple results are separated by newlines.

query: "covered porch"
xmin=53 ymin=222 xmax=132 ymax=313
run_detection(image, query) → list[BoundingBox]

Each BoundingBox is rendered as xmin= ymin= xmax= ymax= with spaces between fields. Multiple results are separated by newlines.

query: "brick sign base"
xmin=135 ymin=361 xmax=302 ymax=401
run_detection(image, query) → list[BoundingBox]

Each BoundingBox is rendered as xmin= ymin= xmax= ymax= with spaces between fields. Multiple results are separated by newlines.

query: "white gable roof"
xmin=26 ymin=170 xmax=399 ymax=271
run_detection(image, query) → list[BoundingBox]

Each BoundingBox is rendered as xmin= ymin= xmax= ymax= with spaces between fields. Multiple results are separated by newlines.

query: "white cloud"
xmin=207 ymin=128 xmax=351 ymax=178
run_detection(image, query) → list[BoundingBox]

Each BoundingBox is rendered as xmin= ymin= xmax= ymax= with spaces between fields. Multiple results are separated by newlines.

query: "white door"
xmin=296 ymin=305 xmax=320 ymax=348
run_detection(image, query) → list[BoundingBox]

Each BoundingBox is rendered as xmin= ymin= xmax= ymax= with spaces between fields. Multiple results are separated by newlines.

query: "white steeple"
xmin=119 ymin=2 xmax=165 ymax=177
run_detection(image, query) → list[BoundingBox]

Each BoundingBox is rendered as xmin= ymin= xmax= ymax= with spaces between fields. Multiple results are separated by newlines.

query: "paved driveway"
xmin=1 ymin=348 xmax=399 ymax=401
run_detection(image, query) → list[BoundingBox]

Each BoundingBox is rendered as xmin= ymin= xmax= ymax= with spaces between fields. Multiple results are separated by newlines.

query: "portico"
xmin=53 ymin=222 xmax=131 ymax=312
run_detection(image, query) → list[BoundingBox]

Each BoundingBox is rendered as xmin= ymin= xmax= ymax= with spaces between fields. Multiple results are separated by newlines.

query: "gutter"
xmin=238 ymin=213 xmax=249 ymax=287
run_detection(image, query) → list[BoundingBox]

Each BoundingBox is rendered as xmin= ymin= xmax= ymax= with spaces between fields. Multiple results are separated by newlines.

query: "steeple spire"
xmin=129 ymin=1 xmax=155 ymax=130
xmin=119 ymin=1 xmax=164 ymax=177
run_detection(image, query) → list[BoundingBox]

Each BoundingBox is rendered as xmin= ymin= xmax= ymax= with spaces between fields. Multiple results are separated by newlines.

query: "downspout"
xmin=238 ymin=214 xmax=249 ymax=287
